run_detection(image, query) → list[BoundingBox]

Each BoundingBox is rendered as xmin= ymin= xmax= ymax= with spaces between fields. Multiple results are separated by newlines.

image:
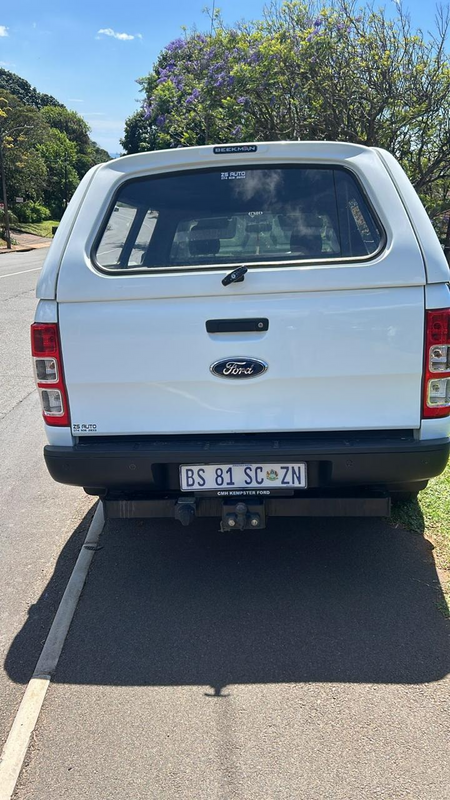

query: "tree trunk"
xmin=0 ymin=144 xmax=11 ymax=249
xmin=444 ymin=213 xmax=450 ymax=267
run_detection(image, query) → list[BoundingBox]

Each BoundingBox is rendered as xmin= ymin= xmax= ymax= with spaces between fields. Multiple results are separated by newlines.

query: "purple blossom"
xmin=172 ymin=75 xmax=184 ymax=90
xmin=247 ymin=51 xmax=260 ymax=64
xmin=185 ymin=87 xmax=201 ymax=105
xmin=232 ymin=125 xmax=243 ymax=138
xmin=155 ymin=115 xmax=166 ymax=128
xmin=157 ymin=62 xmax=178 ymax=83
xmin=313 ymin=17 xmax=323 ymax=27
xmin=227 ymin=75 xmax=235 ymax=87
xmin=237 ymin=96 xmax=248 ymax=105
xmin=306 ymin=26 xmax=322 ymax=42
xmin=269 ymin=96 xmax=276 ymax=107
xmin=195 ymin=33 xmax=207 ymax=43
xmin=355 ymin=15 xmax=363 ymax=23
xmin=143 ymin=102 xmax=155 ymax=120
xmin=166 ymin=38 xmax=186 ymax=53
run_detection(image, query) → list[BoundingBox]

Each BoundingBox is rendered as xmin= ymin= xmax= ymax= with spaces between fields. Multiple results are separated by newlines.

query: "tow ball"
xmin=221 ymin=501 xmax=266 ymax=532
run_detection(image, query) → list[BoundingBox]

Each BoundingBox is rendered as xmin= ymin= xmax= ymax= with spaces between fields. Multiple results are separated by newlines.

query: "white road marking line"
xmin=0 ymin=267 xmax=41 ymax=279
xmin=0 ymin=502 xmax=105 ymax=800
xmin=0 ymin=677 xmax=50 ymax=800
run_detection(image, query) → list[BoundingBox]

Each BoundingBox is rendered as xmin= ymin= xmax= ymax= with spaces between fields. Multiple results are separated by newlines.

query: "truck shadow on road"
xmin=5 ymin=512 xmax=449 ymax=691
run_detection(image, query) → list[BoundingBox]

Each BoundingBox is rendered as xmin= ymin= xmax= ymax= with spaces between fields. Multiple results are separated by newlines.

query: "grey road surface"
xmin=1 ymin=250 xmax=449 ymax=800
xmin=9 ymin=518 xmax=450 ymax=800
xmin=0 ymin=249 xmax=93 ymax=751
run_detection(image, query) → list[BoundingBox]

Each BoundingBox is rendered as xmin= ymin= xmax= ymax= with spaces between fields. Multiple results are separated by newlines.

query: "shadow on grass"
xmin=6 ymin=508 xmax=449 ymax=692
xmin=391 ymin=497 xmax=426 ymax=535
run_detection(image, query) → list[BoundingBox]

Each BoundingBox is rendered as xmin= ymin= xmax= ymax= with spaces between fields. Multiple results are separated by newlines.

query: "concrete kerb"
xmin=0 ymin=243 xmax=51 ymax=255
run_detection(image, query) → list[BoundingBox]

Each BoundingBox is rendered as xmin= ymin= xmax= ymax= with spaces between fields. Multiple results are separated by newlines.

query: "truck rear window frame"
xmin=90 ymin=163 xmax=387 ymax=277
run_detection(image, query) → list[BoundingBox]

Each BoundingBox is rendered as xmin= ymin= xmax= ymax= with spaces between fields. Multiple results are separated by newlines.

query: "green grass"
xmin=392 ymin=463 xmax=450 ymax=617
xmin=11 ymin=220 xmax=59 ymax=238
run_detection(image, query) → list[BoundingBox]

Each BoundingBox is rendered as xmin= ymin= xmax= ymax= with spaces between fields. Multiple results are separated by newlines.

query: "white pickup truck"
xmin=32 ymin=141 xmax=450 ymax=529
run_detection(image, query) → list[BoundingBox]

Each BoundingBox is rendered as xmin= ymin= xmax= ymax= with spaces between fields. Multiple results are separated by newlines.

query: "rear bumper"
xmin=44 ymin=433 xmax=450 ymax=493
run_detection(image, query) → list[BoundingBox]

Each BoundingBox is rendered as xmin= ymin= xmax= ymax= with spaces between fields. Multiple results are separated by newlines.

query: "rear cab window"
xmin=93 ymin=165 xmax=384 ymax=272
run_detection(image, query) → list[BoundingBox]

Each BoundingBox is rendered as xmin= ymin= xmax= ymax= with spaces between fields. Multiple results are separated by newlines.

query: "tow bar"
xmin=104 ymin=492 xmax=390 ymax=523
xmin=221 ymin=500 xmax=265 ymax=531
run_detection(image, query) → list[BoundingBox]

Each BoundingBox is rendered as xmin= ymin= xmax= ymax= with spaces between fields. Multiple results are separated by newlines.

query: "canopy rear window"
xmin=94 ymin=165 xmax=384 ymax=272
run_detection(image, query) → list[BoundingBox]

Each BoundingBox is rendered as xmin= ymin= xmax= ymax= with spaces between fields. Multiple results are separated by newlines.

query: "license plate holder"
xmin=179 ymin=463 xmax=307 ymax=492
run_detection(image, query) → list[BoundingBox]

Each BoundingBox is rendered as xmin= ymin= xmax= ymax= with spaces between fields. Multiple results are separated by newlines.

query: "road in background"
xmin=0 ymin=250 xmax=93 ymax=751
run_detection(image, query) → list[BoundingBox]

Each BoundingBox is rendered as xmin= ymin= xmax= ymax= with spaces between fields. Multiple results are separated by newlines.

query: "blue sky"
xmin=0 ymin=0 xmax=443 ymax=154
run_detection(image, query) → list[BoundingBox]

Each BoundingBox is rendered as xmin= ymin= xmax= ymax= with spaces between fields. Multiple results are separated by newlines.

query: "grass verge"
xmin=11 ymin=220 xmax=59 ymax=238
xmin=392 ymin=463 xmax=450 ymax=617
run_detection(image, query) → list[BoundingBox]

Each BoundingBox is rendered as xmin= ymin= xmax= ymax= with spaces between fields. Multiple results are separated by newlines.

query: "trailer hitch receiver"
xmin=221 ymin=500 xmax=265 ymax=531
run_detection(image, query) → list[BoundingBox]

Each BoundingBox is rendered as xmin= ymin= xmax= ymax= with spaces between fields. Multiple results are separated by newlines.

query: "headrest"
xmin=188 ymin=223 xmax=220 ymax=256
xmin=288 ymin=213 xmax=323 ymax=256
xmin=290 ymin=230 xmax=323 ymax=256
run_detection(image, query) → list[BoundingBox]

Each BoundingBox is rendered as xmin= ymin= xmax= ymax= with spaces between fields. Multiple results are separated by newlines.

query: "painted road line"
xmin=0 ymin=677 xmax=50 ymax=800
xmin=0 ymin=268 xmax=42 ymax=279
xmin=0 ymin=502 xmax=105 ymax=800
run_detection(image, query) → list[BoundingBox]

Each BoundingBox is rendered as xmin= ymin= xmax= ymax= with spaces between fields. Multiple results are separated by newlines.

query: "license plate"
xmin=179 ymin=463 xmax=307 ymax=491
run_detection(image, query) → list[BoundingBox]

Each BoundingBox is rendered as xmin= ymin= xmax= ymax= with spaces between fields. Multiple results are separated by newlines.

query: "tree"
xmin=0 ymin=76 xmax=111 ymax=240
xmin=123 ymin=0 xmax=450 ymax=241
xmin=41 ymin=106 xmax=110 ymax=177
xmin=0 ymin=91 xmax=48 ymax=247
xmin=0 ymin=68 xmax=62 ymax=109
xmin=37 ymin=129 xmax=79 ymax=218
xmin=120 ymin=108 xmax=156 ymax=153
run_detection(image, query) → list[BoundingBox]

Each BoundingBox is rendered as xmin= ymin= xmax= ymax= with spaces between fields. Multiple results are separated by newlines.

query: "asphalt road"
xmin=1 ymin=249 xmax=449 ymax=799
xmin=0 ymin=249 xmax=93 ymax=752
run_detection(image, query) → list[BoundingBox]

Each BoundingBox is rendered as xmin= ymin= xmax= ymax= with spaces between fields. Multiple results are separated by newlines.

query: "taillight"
xmin=31 ymin=323 xmax=70 ymax=426
xmin=423 ymin=309 xmax=450 ymax=418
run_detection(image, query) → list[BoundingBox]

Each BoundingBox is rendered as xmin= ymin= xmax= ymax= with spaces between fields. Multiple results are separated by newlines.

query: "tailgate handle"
xmin=206 ymin=318 xmax=269 ymax=333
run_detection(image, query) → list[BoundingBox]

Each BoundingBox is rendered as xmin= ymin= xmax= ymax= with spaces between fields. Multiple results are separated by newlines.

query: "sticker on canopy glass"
xmin=220 ymin=171 xmax=246 ymax=180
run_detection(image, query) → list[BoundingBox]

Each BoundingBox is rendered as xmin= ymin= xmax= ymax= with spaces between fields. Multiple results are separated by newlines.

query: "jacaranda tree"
xmin=122 ymin=0 xmax=450 ymax=237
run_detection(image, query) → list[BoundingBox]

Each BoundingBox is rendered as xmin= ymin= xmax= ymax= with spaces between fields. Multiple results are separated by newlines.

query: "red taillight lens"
xmin=31 ymin=323 xmax=70 ymax=427
xmin=31 ymin=324 xmax=58 ymax=356
xmin=423 ymin=309 xmax=450 ymax=419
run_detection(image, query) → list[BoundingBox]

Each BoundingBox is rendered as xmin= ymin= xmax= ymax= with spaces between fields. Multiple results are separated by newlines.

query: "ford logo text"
xmin=210 ymin=358 xmax=268 ymax=379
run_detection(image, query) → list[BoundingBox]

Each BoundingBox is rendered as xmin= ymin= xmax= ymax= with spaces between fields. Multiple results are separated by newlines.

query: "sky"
xmin=0 ymin=0 xmax=444 ymax=155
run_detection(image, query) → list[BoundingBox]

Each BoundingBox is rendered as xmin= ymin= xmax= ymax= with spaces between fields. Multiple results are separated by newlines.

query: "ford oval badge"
xmin=210 ymin=357 xmax=268 ymax=379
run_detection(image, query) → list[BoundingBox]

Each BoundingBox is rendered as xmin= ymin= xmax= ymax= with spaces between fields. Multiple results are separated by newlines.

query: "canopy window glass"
xmin=95 ymin=165 xmax=383 ymax=271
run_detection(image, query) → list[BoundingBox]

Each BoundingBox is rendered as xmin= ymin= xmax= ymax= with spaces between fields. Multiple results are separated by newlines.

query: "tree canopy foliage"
xmin=122 ymin=0 xmax=450 ymax=236
xmin=0 ymin=71 xmax=110 ymax=227
xmin=0 ymin=68 xmax=62 ymax=109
